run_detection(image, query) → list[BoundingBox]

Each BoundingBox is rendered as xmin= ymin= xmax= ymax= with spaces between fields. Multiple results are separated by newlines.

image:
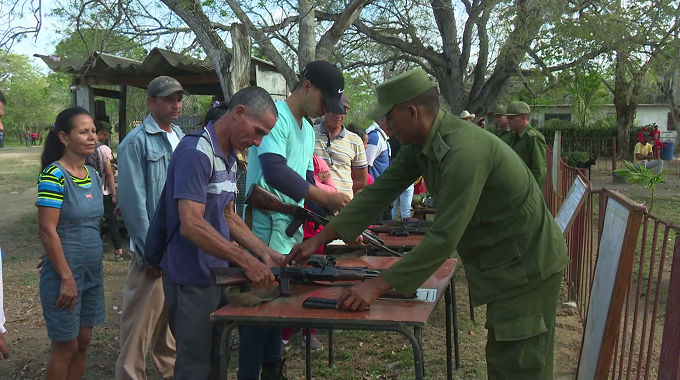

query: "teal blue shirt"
xmin=245 ymin=100 xmax=315 ymax=254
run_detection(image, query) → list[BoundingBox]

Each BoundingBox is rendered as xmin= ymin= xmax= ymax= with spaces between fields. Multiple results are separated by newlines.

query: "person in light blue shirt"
xmin=241 ymin=60 xmax=350 ymax=380
xmin=115 ymin=76 xmax=186 ymax=380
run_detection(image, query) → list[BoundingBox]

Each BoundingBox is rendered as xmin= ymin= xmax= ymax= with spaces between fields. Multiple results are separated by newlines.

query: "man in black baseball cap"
xmin=301 ymin=60 xmax=346 ymax=115
xmin=239 ymin=60 xmax=350 ymax=380
xmin=147 ymin=76 xmax=190 ymax=97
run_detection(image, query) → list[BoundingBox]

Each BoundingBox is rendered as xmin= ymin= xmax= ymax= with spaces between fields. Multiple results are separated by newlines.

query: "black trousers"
xmin=103 ymin=194 xmax=122 ymax=250
xmin=164 ymin=276 xmax=225 ymax=380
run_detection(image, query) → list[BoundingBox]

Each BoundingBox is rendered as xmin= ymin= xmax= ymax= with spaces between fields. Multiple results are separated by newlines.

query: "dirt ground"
xmin=0 ymin=147 xmax=584 ymax=379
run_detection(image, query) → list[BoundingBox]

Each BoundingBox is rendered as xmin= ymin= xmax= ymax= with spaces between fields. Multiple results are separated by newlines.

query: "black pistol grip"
xmin=285 ymin=218 xmax=305 ymax=237
xmin=279 ymin=274 xmax=292 ymax=297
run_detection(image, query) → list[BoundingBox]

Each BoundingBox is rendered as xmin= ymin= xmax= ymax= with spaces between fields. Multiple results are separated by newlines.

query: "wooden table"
xmin=211 ymin=256 xmax=459 ymax=380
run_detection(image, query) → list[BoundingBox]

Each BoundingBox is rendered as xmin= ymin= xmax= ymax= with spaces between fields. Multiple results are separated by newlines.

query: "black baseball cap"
xmin=301 ymin=60 xmax=346 ymax=115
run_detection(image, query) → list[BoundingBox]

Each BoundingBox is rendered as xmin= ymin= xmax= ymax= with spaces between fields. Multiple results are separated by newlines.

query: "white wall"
xmin=255 ymin=64 xmax=288 ymax=101
xmin=533 ymin=104 xmax=678 ymax=146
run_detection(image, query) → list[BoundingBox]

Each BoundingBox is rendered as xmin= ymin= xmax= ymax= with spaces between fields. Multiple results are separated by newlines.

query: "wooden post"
xmin=70 ymin=77 xmax=78 ymax=107
xmin=228 ymin=23 xmax=252 ymax=96
xmin=118 ymin=85 xmax=127 ymax=143
xmin=552 ymin=131 xmax=563 ymax=211
xmin=612 ymin=138 xmax=617 ymax=171
xmin=659 ymin=236 xmax=680 ymax=379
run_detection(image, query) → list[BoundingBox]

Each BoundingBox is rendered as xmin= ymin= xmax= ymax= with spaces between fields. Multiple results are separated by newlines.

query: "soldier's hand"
xmin=243 ymin=259 xmax=275 ymax=289
xmin=284 ymin=238 xmax=321 ymax=267
xmin=337 ymin=277 xmax=391 ymax=311
xmin=321 ymin=192 xmax=350 ymax=212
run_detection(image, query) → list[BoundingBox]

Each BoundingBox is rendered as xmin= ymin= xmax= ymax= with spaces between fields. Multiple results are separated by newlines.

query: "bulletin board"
xmin=576 ymin=191 xmax=644 ymax=380
xmin=555 ymin=175 xmax=589 ymax=235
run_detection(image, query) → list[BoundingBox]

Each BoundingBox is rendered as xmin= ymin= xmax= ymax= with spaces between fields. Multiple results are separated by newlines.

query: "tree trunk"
xmin=226 ymin=0 xmax=299 ymax=90
xmin=228 ymin=23 xmax=252 ymax=96
xmin=161 ymin=0 xmax=232 ymax=99
xmin=614 ymin=52 xmax=632 ymax=158
xmin=298 ymin=0 xmax=316 ymax=69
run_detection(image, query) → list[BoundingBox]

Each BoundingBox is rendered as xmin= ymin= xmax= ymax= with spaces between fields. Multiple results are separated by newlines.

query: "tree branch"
xmin=459 ymin=0 xmax=483 ymax=72
xmin=315 ymin=11 xmax=446 ymax=66
xmin=226 ymin=0 xmax=298 ymax=90
xmin=161 ymin=0 xmax=232 ymax=97
xmin=315 ymin=0 xmax=370 ymax=60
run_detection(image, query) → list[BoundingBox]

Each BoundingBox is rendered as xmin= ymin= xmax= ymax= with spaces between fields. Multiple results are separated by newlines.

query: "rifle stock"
xmin=246 ymin=184 xmax=402 ymax=257
xmin=246 ymin=184 xmax=298 ymax=215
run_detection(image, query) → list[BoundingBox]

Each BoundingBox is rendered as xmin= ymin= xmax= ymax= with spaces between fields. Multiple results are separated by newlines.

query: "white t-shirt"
xmin=166 ymin=130 xmax=180 ymax=151
xmin=130 ymin=129 xmax=180 ymax=253
xmin=0 ymin=249 xmax=5 ymax=334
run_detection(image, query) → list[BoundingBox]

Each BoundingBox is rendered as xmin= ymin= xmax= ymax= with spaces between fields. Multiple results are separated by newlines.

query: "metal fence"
xmin=123 ymin=86 xmax=211 ymax=136
xmin=558 ymin=137 xmax=680 ymax=176
xmin=544 ymin=146 xmax=680 ymax=379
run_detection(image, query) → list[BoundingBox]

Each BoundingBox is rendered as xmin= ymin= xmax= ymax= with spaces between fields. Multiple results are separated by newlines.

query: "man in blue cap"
xmin=286 ymin=68 xmax=569 ymax=380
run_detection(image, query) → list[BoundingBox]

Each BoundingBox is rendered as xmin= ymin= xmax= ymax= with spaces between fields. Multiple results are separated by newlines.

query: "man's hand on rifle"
xmin=243 ymin=257 xmax=276 ymax=288
xmin=320 ymin=192 xmax=350 ymax=212
xmin=283 ymin=237 xmax=321 ymax=266
xmin=307 ymin=186 xmax=350 ymax=213
xmin=260 ymin=248 xmax=287 ymax=267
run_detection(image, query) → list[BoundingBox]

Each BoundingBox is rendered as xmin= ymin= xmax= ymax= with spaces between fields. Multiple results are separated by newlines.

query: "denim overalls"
xmin=39 ymin=163 xmax=105 ymax=342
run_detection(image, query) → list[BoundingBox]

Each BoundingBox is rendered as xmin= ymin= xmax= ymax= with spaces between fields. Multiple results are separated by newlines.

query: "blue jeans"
xmin=237 ymin=326 xmax=283 ymax=379
xmin=392 ymin=184 xmax=415 ymax=220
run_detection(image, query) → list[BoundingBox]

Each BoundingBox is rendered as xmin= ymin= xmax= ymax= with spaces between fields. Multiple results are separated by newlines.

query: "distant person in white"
xmin=0 ymin=248 xmax=8 ymax=359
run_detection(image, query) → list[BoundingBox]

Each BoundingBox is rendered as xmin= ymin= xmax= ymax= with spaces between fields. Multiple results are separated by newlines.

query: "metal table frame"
xmin=216 ymin=282 xmax=460 ymax=380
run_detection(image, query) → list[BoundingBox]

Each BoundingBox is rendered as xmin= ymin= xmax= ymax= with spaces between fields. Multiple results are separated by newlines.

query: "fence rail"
xmin=545 ymin=147 xmax=680 ymax=380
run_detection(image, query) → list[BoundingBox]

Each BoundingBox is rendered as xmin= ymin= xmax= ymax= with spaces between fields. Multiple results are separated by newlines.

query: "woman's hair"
xmin=347 ymin=123 xmax=367 ymax=140
xmin=41 ymin=107 xmax=92 ymax=170
xmin=203 ymin=101 xmax=230 ymax=127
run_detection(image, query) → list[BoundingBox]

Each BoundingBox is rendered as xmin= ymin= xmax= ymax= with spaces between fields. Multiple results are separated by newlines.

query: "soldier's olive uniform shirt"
xmin=496 ymin=129 xmax=514 ymax=146
xmin=327 ymin=111 xmax=569 ymax=306
xmin=510 ymin=125 xmax=547 ymax=187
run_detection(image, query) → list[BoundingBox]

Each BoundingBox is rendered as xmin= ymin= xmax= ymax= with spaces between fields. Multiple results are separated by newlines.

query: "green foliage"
xmin=343 ymin=73 xmax=378 ymax=129
xmin=562 ymin=150 xmax=591 ymax=166
xmin=52 ymin=29 xmax=148 ymax=63
xmin=615 ymin=160 xmax=665 ymax=211
xmin=562 ymin=68 xmax=610 ymax=127
xmin=0 ymin=52 xmax=70 ymax=139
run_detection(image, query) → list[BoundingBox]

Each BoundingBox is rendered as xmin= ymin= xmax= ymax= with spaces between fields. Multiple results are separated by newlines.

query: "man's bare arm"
xmin=224 ymin=202 xmax=284 ymax=266
xmin=179 ymin=199 xmax=274 ymax=287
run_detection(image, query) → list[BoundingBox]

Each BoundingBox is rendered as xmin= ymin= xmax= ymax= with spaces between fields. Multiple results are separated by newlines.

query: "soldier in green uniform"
xmin=505 ymin=101 xmax=547 ymax=186
xmin=490 ymin=104 xmax=514 ymax=145
xmin=285 ymin=68 xmax=569 ymax=380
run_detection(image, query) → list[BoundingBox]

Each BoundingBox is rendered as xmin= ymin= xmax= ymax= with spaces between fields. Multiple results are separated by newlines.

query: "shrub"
xmin=535 ymin=119 xmax=643 ymax=158
xmin=562 ymin=150 xmax=591 ymax=166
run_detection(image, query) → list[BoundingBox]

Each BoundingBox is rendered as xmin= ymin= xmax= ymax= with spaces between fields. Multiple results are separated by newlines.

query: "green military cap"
xmin=490 ymin=104 xmax=506 ymax=115
xmin=504 ymin=101 xmax=531 ymax=115
xmin=96 ymin=120 xmax=112 ymax=133
xmin=367 ymin=68 xmax=436 ymax=120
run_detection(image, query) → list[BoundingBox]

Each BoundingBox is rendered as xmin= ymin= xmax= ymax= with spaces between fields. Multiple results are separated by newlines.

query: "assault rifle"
xmin=211 ymin=256 xmax=381 ymax=296
xmin=245 ymin=184 xmax=402 ymax=257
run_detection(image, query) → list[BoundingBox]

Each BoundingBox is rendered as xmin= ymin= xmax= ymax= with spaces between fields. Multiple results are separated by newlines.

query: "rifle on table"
xmin=245 ymin=184 xmax=402 ymax=257
xmin=383 ymin=220 xmax=434 ymax=228
xmin=211 ymin=259 xmax=381 ymax=296
xmin=368 ymin=225 xmax=430 ymax=235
